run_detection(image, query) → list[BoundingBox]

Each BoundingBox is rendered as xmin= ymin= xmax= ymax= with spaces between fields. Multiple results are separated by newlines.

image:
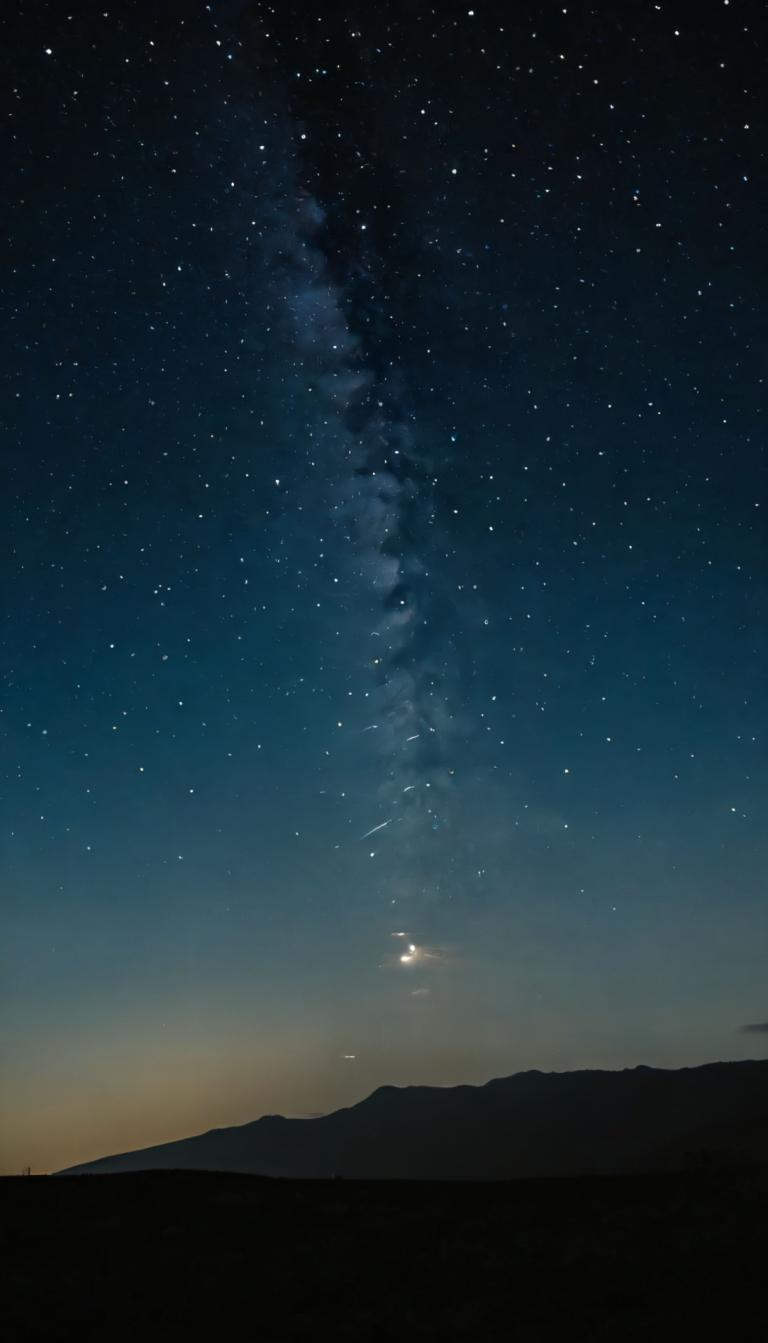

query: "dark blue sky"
xmin=2 ymin=0 xmax=765 ymax=1172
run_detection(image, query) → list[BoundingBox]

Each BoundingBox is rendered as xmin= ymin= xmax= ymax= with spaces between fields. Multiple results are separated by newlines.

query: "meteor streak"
xmin=361 ymin=819 xmax=392 ymax=840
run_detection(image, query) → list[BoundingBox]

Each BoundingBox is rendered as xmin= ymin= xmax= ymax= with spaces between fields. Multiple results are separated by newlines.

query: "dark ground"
xmin=2 ymin=1168 xmax=767 ymax=1341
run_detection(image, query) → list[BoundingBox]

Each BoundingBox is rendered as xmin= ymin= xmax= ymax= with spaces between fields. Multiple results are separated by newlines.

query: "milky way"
xmin=267 ymin=173 xmax=462 ymax=908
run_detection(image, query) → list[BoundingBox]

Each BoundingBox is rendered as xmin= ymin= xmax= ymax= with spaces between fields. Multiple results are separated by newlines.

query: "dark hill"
xmin=58 ymin=1058 xmax=768 ymax=1179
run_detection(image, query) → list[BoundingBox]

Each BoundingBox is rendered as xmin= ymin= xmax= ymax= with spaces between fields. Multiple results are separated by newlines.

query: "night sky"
xmin=2 ymin=0 xmax=765 ymax=1174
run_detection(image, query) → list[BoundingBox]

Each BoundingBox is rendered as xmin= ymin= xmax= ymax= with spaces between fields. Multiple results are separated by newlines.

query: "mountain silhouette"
xmin=58 ymin=1059 xmax=768 ymax=1179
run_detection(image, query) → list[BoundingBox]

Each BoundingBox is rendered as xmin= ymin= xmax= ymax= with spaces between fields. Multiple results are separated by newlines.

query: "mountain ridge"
xmin=57 ymin=1058 xmax=768 ymax=1180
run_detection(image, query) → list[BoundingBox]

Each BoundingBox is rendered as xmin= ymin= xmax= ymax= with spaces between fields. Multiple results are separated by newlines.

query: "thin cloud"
xmin=740 ymin=1022 xmax=768 ymax=1034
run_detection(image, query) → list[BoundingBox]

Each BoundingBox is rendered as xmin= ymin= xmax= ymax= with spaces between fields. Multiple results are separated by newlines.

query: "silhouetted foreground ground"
xmin=3 ymin=1168 xmax=767 ymax=1340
